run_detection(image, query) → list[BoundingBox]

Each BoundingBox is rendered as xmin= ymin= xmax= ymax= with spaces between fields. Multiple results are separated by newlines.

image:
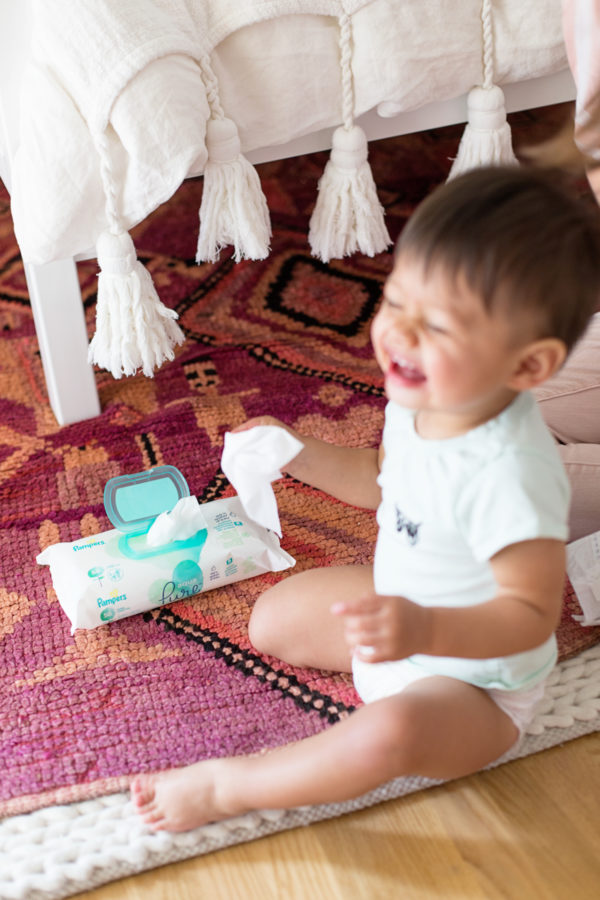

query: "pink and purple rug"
xmin=2 ymin=103 xmax=600 ymax=899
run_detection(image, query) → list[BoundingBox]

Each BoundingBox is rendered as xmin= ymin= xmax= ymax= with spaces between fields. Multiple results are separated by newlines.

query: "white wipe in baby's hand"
xmin=221 ymin=425 xmax=304 ymax=537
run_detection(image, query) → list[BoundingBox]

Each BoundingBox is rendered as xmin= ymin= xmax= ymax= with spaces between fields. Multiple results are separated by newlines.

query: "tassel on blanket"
xmin=196 ymin=116 xmax=271 ymax=263
xmin=309 ymin=13 xmax=390 ymax=262
xmin=448 ymin=84 xmax=517 ymax=178
xmin=448 ymin=0 xmax=517 ymax=179
xmin=308 ymin=124 xmax=390 ymax=262
xmin=91 ymin=127 xmax=185 ymax=378
xmin=88 ymin=231 xmax=185 ymax=379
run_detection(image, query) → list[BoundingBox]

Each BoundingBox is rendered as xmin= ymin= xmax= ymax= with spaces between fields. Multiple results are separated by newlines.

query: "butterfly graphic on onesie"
xmin=394 ymin=506 xmax=421 ymax=546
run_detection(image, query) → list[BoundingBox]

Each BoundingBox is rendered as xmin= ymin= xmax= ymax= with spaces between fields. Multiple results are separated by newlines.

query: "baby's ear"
xmin=508 ymin=338 xmax=567 ymax=390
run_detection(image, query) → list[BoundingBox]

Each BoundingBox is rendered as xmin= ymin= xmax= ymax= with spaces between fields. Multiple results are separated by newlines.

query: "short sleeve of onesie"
xmin=456 ymin=451 xmax=570 ymax=563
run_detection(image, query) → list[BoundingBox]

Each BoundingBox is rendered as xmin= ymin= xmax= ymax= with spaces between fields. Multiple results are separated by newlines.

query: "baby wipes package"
xmin=37 ymin=465 xmax=295 ymax=631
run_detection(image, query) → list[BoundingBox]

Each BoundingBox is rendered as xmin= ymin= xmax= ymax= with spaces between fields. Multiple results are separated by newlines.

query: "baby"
xmin=132 ymin=166 xmax=600 ymax=831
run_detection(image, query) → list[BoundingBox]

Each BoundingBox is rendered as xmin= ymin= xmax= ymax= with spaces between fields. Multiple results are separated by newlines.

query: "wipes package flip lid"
xmin=102 ymin=466 xmax=209 ymax=562
xmin=104 ymin=465 xmax=190 ymax=535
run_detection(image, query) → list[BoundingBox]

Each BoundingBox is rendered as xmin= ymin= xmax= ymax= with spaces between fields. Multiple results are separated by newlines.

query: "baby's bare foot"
xmin=131 ymin=759 xmax=237 ymax=832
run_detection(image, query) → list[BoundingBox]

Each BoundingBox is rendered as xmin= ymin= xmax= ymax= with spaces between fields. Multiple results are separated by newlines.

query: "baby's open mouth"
xmin=390 ymin=356 xmax=426 ymax=384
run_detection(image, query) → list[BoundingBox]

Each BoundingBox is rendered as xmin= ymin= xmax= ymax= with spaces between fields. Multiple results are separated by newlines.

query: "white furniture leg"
xmin=25 ymin=258 xmax=100 ymax=425
xmin=0 ymin=1 xmax=99 ymax=425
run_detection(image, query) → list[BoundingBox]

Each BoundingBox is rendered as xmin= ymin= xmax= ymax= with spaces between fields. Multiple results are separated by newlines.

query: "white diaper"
xmin=352 ymin=655 xmax=546 ymax=737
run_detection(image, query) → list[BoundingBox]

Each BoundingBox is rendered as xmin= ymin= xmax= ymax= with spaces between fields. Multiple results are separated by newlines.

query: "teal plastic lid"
xmin=104 ymin=466 xmax=190 ymax=534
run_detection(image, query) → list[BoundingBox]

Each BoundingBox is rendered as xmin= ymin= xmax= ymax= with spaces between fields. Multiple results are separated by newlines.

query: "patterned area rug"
xmin=2 ymin=103 xmax=600 ymax=899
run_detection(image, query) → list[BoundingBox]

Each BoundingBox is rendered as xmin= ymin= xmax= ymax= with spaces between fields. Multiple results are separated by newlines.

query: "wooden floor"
xmin=73 ymin=731 xmax=600 ymax=900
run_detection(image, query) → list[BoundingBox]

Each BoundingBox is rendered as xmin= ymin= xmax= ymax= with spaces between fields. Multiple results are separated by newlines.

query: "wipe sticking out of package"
xmin=37 ymin=466 xmax=295 ymax=631
xmin=146 ymin=495 xmax=207 ymax=547
xmin=566 ymin=529 xmax=600 ymax=626
xmin=221 ymin=426 xmax=304 ymax=537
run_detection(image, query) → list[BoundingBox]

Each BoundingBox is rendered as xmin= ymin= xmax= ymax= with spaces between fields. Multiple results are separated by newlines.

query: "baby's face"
xmin=371 ymin=255 xmax=525 ymax=434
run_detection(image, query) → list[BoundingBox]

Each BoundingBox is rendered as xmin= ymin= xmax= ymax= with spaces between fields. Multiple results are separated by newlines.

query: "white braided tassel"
xmin=196 ymin=116 xmax=271 ymax=263
xmin=308 ymin=13 xmax=390 ymax=262
xmin=448 ymin=0 xmax=517 ymax=179
xmin=90 ymin=129 xmax=185 ymax=379
xmin=309 ymin=124 xmax=390 ymax=262
xmin=89 ymin=231 xmax=185 ymax=379
xmin=448 ymin=84 xmax=517 ymax=178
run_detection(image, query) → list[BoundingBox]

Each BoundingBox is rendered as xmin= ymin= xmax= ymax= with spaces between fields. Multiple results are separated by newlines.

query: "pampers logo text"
xmin=97 ymin=593 xmax=126 ymax=608
xmin=73 ymin=540 xmax=106 ymax=551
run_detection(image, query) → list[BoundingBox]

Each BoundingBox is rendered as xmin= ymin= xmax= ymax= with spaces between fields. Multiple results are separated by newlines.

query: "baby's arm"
xmin=334 ymin=538 xmax=565 ymax=663
xmin=429 ymin=538 xmax=565 ymax=659
xmin=233 ymin=415 xmax=382 ymax=510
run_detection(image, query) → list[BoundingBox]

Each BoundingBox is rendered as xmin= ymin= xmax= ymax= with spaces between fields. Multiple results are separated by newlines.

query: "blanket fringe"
xmin=309 ymin=124 xmax=390 ymax=262
xmin=308 ymin=13 xmax=390 ymax=262
xmin=448 ymin=0 xmax=518 ymax=179
xmin=196 ymin=117 xmax=271 ymax=263
xmin=89 ymin=231 xmax=185 ymax=379
xmin=448 ymin=84 xmax=517 ymax=178
xmin=91 ymin=129 xmax=185 ymax=379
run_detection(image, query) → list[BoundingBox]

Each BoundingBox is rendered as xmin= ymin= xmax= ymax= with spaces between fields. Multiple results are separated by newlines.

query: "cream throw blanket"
xmin=9 ymin=0 xmax=567 ymax=378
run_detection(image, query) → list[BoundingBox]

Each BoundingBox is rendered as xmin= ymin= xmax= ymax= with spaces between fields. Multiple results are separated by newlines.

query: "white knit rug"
xmin=2 ymin=643 xmax=600 ymax=900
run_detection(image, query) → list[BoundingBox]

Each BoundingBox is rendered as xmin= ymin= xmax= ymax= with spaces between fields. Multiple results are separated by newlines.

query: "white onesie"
xmin=353 ymin=391 xmax=570 ymax=725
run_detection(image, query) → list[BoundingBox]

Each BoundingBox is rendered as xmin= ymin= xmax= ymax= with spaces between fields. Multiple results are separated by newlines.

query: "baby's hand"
xmin=331 ymin=593 xmax=428 ymax=663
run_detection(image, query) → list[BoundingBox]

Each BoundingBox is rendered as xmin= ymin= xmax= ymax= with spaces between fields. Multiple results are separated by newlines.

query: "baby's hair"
xmin=396 ymin=166 xmax=600 ymax=352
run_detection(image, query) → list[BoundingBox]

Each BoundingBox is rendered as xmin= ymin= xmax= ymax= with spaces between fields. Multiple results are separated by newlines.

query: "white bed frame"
xmin=0 ymin=1 xmax=576 ymax=426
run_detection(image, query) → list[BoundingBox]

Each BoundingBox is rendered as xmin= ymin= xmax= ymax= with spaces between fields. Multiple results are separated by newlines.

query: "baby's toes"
xmin=139 ymin=803 xmax=165 ymax=826
xmin=130 ymin=774 xmax=156 ymax=808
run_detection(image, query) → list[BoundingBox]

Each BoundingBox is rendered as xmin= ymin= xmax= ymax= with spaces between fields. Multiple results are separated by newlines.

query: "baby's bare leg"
xmin=132 ymin=675 xmax=519 ymax=832
xmin=249 ymin=564 xmax=375 ymax=672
